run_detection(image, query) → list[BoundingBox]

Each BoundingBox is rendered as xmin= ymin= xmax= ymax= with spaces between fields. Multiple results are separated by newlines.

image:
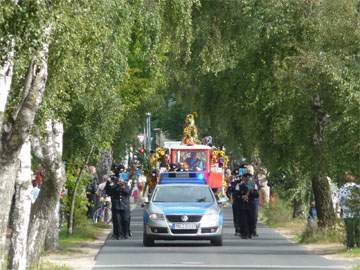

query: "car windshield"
xmin=153 ymin=186 xmax=214 ymax=203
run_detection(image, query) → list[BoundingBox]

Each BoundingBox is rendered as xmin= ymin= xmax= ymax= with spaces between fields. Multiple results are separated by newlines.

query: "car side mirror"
xmin=217 ymin=198 xmax=227 ymax=207
xmin=141 ymin=202 xmax=149 ymax=208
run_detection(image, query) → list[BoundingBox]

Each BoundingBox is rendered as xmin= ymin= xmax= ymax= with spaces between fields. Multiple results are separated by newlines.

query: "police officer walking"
xmin=247 ymin=172 xmax=260 ymax=238
xmin=105 ymin=176 xmax=131 ymax=239
xmin=226 ymin=169 xmax=242 ymax=236
xmin=238 ymin=175 xmax=251 ymax=239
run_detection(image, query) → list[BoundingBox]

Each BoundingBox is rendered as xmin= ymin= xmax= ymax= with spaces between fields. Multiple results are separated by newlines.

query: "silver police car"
xmin=143 ymin=183 xmax=223 ymax=246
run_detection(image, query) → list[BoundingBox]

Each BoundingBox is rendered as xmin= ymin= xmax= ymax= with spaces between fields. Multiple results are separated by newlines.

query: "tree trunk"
xmin=96 ymin=149 xmax=113 ymax=180
xmin=45 ymin=200 xmax=60 ymax=251
xmin=0 ymin=33 xmax=17 ymax=270
xmin=27 ymin=120 xmax=65 ymax=266
xmin=68 ymin=146 xmax=94 ymax=235
xmin=0 ymin=26 xmax=50 ymax=265
xmin=0 ymin=40 xmax=15 ymax=132
xmin=0 ymin=161 xmax=18 ymax=268
xmin=311 ymin=94 xmax=336 ymax=228
xmin=7 ymin=140 xmax=32 ymax=270
xmin=292 ymin=198 xmax=304 ymax=218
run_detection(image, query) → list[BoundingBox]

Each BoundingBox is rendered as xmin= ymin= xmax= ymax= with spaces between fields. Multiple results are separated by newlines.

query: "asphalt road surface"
xmin=94 ymin=207 xmax=354 ymax=270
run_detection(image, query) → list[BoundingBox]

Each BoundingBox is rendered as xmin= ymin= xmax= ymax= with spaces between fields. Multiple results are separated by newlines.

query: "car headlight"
xmin=202 ymin=212 xmax=219 ymax=223
xmin=149 ymin=213 xmax=165 ymax=220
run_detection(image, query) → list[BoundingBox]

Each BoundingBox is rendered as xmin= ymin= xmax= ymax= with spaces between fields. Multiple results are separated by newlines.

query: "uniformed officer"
xmin=105 ymin=176 xmax=131 ymax=239
xmin=246 ymin=173 xmax=260 ymax=237
xmin=226 ymin=169 xmax=242 ymax=236
xmin=238 ymin=176 xmax=251 ymax=239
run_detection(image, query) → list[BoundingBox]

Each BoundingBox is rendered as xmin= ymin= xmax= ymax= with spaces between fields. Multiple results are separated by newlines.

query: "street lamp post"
xmin=145 ymin=112 xmax=152 ymax=154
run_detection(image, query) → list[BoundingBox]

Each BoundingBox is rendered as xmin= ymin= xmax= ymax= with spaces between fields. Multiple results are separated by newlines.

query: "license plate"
xmin=172 ymin=223 xmax=197 ymax=230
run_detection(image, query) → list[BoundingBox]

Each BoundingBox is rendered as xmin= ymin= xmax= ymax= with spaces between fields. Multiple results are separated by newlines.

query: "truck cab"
xmin=165 ymin=144 xmax=223 ymax=190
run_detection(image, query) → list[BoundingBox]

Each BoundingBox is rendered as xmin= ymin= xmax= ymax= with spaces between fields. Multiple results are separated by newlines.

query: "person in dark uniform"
xmin=238 ymin=176 xmax=251 ymax=239
xmin=226 ymin=169 xmax=242 ymax=236
xmin=247 ymin=173 xmax=260 ymax=237
xmin=105 ymin=176 xmax=131 ymax=239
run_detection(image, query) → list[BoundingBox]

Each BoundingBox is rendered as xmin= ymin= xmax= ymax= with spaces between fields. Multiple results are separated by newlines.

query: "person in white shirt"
xmin=338 ymin=173 xmax=360 ymax=249
xmin=31 ymin=183 xmax=41 ymax=204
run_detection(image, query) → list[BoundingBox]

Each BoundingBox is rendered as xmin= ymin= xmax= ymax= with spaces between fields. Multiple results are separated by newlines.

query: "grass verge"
xmin=260 ymin=199 xmax=345 ymax=244
xmin=58 ymin=222 xmax=111 ymax=252
xmin=29 ymin=261 xmax=72 ymax=270
xmin=337 ymin=248 xmax=360 ymax=259
xmin=298 ymin=222 xmax=344 ymax=244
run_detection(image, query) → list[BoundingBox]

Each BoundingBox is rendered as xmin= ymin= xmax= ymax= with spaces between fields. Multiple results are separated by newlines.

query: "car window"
xmin=174 ymin=151 xmax=207 ymax=171
xmin=153 ymin=186 xmax=214 ymax=203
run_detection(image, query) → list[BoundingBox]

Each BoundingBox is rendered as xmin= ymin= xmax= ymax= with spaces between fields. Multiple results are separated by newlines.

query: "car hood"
xmin=150 ymin=202 xmax=217 ymax=215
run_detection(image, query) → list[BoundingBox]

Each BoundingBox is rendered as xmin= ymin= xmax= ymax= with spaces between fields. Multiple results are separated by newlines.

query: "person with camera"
xmin=105 ymin=176 xmax=131 ymax=239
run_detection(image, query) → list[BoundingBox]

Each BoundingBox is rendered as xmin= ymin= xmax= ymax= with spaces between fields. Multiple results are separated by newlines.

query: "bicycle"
xmin=93 ymin=196 xmax=112 ymax=224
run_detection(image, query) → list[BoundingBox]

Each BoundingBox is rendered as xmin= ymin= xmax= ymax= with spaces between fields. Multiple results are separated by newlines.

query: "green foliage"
xmin=0 ymin=0 xmax=53 ymax=63
xmin=153 ymin=0 xmax=359 ymax=227
xmin=267 ymin=165 xmax=312 ymax=210
xmin=62 ymin=164 xmax=91 ymax=231
xmin=260 ymin=199 xmax=293 ymax=227
xmin=299 ymin=222 xmax=345 ymax=244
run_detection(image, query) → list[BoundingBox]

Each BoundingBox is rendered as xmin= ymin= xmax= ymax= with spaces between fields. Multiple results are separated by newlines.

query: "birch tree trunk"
xmin=97 ymin=149 xmax=113 ymax=180
xmin=0 ymin=40 xmax=15 ymax=133
xmin=45 ymin=200 xmax=60 ymax=251
xmin=27 ymin=120 xmax=66 ymax=266
xmin=311 ymin=94 xmax=336 ymax=228
xmin=0 ymin=26 xmax=51 ymax=266
xmin=7 ymin=140 xmax=32 ymax=270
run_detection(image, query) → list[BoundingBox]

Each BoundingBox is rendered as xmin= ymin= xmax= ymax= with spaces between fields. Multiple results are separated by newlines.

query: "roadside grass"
xmin=260 ymin=199 xmax=345 ymax=245
xmin=29 ymin=261 xmax=72 ymax=270
xmin=58 ymin=221 xmax=111 ymax=252
xmin=298 ymin=222 xmax=344 ymax=244
xmin=352 ymin=264 xmax=360 ymax=270
xmin=338 ymin=248 xmax=360 ymax=259
xmin=260 ymin=199 xmax=302 ymax=228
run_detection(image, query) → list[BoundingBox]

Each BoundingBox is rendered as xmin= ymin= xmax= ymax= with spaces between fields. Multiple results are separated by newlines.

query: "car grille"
xmin=166 ymin=215 xmax=202 ymax=223
xmin=171 ymin=229 xmax=198 ymax=234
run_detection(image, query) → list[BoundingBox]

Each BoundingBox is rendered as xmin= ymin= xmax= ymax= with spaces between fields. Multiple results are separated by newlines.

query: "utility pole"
xmin=145 ymin=112 xmax=152 ymax=154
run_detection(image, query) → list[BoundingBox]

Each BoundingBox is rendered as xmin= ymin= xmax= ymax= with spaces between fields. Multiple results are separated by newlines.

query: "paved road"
xmin=94 ymin=207 xmax=354 ymax=270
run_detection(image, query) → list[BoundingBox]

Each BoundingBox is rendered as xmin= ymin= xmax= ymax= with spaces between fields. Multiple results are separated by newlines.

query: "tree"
xmin=156 ymin=0 xmax=360 ymax=228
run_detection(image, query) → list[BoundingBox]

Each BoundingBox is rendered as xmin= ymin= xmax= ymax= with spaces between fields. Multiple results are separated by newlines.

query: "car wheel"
xmin=143 ymin=232 xmax=155 ymax=247
xmin=211 ymin=236 xmax=223 ymax=246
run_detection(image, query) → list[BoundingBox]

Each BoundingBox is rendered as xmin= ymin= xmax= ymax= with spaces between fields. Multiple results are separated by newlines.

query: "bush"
xmin=260 ymin=199 xmax=293 ymax=227
xmin=62 ymin=167 xmax=92 ymax=231
xmin=299 ymin=221 xmax=345 ymax=244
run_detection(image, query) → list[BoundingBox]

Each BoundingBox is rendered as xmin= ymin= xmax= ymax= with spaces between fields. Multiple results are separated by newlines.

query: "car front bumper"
xmin=144 ymin=217 xmax=223 ymax=240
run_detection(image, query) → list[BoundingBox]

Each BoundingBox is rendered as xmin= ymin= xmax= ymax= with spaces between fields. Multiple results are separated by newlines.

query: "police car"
xmin=142 ymin=172 xmax=224 ymax=246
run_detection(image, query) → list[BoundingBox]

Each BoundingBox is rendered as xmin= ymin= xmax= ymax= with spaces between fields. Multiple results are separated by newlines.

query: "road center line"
xmin=93 ymin=264 xmax=347 ymax=269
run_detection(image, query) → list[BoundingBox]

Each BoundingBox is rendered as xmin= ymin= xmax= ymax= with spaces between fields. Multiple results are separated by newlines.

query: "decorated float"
xmin=149 ymin=113 xmax=229 ymax=191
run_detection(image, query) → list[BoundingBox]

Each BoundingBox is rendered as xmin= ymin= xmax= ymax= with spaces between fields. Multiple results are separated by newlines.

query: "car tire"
xmin=143 ymin=233 xmax=155 ymax=247
xmin=211 ymin=236 xmax=223 ymax=246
